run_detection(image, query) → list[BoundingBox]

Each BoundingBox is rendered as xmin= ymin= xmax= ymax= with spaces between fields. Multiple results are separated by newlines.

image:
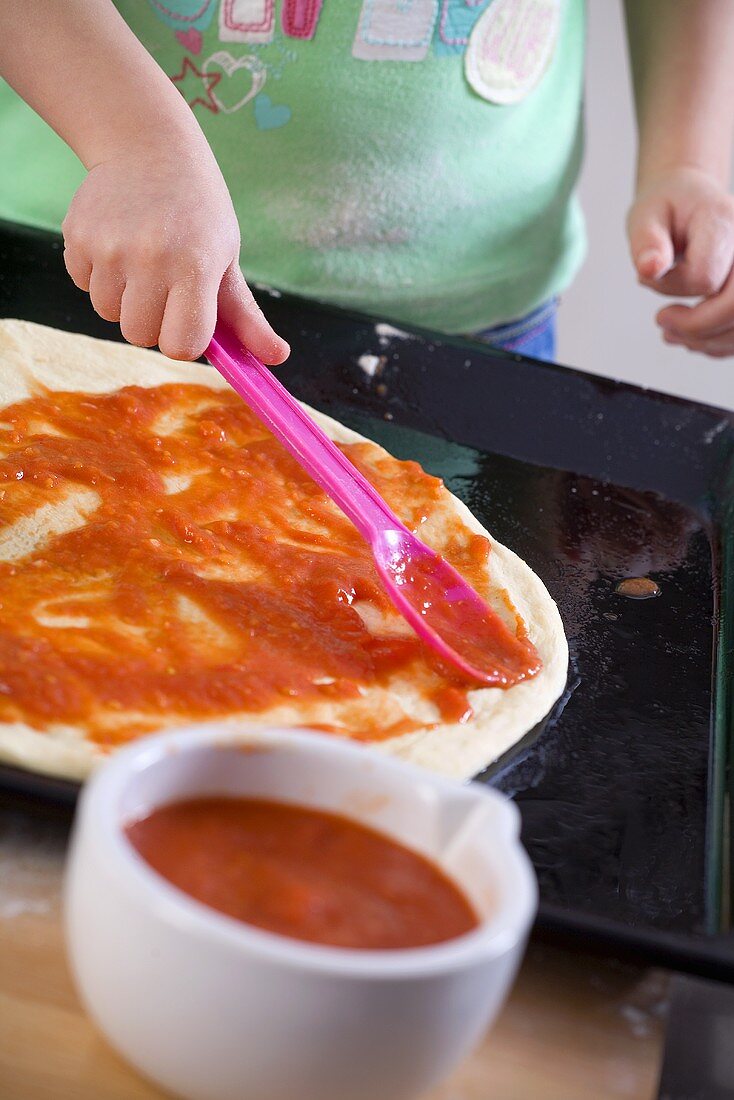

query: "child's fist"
xmin=627 ymin=167 xmax=734 ymax=358
xmin=62 ymin=144 xmax=289 ymax=365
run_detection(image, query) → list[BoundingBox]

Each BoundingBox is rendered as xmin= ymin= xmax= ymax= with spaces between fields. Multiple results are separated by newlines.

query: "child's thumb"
xmin=627 ymin=204 xmax=675 ymax=282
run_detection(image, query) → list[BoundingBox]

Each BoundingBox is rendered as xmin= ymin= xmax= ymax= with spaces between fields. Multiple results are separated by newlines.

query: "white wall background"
xmin=557 ymin=2 xmax=734 ymax=411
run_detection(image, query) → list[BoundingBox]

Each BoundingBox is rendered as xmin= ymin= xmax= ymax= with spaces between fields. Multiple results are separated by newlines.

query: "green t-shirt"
xmin=0 ymin=0 xmax=586 ymax=333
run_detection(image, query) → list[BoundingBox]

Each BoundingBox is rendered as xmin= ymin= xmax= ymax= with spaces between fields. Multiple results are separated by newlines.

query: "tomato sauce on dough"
xmin=0 ymin=382 xmax=540 ymax=744
xmin=394 ymin=551 xmax=540 ymax=685
xmin=126 ymin=796 xmax=479 ymax=950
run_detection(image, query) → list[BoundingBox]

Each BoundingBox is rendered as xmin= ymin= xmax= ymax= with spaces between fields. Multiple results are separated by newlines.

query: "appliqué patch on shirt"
xmin=465 ymin=0 xmax=561 ymax=104
xmin=219 ymin=0 xmax=276 ymax=43
xmin=201 ymin=50 xmax=267 ymax=113
xmin=434 ymin=0 xmax=491 ymax=58
xmin=176 ymin=28 xmax=204 ymax=54
xmin=146 ymin=0 xmax=217 ymax=32
xmin=253 ymin=92 xmax=292 ymax=129
xmin=353 ymin=0 xmax=440 ymax=62
xmin=281 ymin=0 xmax=324 ymax=39
xmin=170 ymin=54 xmax=222 ymax=112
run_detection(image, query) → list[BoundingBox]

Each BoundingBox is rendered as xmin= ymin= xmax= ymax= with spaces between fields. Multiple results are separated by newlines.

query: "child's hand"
xmin=62 ymin=144 xmax=290 ymax=364
xmin=627 ymin=167 xmax=734 ymax=358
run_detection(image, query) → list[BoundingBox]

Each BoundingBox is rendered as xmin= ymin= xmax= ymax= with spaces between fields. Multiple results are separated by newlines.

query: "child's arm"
xmin=625 ymin=0 xmax=734 ymax=357
xmin=0 ymin=0 xmax=289 ymax=363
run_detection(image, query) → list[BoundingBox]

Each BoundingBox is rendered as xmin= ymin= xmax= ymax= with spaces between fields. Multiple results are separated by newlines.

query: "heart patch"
xmin=254 ymin=93 xmax=292 ymax=131
xmin=201 ymin=50 xmax=267 ymax=114
xmin=175 ymin=28 xmax=203 ymax=54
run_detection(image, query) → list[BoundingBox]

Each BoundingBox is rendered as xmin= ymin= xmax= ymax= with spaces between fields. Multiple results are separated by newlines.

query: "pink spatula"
xmin=206 ymin=322 xmax=540 ymax=686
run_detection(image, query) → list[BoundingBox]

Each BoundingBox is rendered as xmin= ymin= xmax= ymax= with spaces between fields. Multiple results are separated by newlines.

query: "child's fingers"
xmin=657 ymin=266 xmax=734 ymax=342
xmin=663 ymin=326 xmax=734 ymax=358
xmin=63 ymin=248 xmax=92 ymax=293
xmin=627 ymin=201 xmax=675 ymax=283
xmin=119 ymin=279 xmax=168 ymax=349
xmin=217 ymin=264 xmax=290 ymax=366
xmin=669 ymin=200 xmax=734 ymax=298
xmin=88 ymin=266 xmax=125 ymax=323
xmin=158 ymin=275 xmax=219 ymax=361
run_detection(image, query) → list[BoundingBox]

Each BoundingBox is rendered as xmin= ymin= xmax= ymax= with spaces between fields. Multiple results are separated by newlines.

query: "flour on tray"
xmin=357 ymin=353 xmax=383 ymax=378
xmin=375 ymin=323 xmax=411 ymax=346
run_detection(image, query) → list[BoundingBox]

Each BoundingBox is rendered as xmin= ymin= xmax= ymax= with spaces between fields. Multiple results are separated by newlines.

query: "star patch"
xmin=171 ymin=56 xmax=222 ymax=113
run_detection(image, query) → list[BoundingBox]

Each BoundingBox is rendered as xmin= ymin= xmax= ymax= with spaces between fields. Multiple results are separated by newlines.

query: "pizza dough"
xmin=0 ymin=319 xmax=567 ymax=782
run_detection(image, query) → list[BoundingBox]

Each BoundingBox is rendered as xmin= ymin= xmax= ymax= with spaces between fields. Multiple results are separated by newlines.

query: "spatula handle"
xmin=206 ymin=323 xmax=403 ymax=543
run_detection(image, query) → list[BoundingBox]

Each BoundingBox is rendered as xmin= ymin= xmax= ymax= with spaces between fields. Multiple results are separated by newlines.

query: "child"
xmin=0 ymin=1 xmax=732 ymax=364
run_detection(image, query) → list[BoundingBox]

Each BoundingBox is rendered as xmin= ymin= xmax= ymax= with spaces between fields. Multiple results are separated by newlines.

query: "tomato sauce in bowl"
xmin=66 ymin=725 xmax=537 ymax=1100
xmin=125 ymin=796 xmax=479 ymax=950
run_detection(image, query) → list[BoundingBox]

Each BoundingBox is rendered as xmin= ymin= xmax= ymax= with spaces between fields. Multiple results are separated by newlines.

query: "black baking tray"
xmin=1 ymin=220 xmax=733 ymax=981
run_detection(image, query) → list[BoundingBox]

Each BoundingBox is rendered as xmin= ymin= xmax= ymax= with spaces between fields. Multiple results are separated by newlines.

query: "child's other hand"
xmin=62 ymin=145 xmax=289 ymax=364
xmin=627 ymin=167 xmax=734 ymax=357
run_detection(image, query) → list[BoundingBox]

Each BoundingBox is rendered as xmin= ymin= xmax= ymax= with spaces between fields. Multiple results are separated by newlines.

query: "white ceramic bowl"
xmin=64 ymin=725 xmax=537 ymax=1100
